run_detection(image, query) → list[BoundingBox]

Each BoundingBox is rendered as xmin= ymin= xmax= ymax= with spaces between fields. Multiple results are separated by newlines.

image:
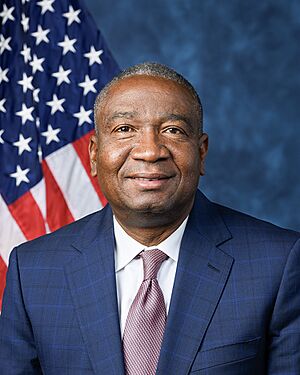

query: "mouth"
xmin=126 ymin=173 xmax=174 ymax=189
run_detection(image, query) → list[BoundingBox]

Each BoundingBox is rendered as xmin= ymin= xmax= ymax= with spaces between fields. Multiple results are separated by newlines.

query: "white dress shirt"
xmin=113 ymin=216 xmax=188 ymax=336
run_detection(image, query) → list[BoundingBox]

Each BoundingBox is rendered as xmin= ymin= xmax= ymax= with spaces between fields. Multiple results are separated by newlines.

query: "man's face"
xmin=90 ymin=75 xmax=208 ymax=224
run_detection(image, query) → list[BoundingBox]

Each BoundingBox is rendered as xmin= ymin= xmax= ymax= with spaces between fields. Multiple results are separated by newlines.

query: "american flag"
xmin=0 ymin=0 xmax=120 ymax=307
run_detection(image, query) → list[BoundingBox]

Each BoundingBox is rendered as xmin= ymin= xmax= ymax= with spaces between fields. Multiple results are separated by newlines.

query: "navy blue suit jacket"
xmin=1 ymin=191 xmax=300 ymax=374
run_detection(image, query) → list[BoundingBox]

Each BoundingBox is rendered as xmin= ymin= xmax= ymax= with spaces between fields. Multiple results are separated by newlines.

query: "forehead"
xmin=99 ymin=75 xmax=197 ymax=117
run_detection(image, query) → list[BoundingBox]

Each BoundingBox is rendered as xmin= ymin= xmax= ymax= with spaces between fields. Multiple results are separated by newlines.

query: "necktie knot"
xmin=139 ymin=249 xmax=168 ymax=280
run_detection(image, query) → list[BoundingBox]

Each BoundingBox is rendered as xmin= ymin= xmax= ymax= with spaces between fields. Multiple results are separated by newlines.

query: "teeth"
xmin=137 ymin=178 xmax=156 ymax=180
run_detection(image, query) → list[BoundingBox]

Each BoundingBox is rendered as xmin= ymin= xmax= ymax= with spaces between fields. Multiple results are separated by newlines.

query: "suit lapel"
xmin=157 ymin=191 xmax=234 ymax=375
xmin=64 ymin=206 xmax=124 ymax=375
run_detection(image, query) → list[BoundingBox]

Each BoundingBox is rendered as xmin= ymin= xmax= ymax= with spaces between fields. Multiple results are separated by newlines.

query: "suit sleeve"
xmin=268 ymin=237 xmax=300 ymax=374
xmin=0 ymin=248 xmax=42 ymax=374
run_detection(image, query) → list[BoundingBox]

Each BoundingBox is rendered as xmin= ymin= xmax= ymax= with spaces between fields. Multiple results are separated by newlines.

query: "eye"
xmin=164 ymin=127 xmax=186 ymax=135
xmin=116 ymin=125 xmax=133 ymax=132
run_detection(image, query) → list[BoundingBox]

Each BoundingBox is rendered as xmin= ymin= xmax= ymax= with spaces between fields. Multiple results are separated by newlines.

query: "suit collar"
xmin=64 ymin=204 xmax=124 ymax=375
xmin=190 ymin=190 xmax=232 ymax=246
xmin=157 ymin=190 xmax=234 ymax=375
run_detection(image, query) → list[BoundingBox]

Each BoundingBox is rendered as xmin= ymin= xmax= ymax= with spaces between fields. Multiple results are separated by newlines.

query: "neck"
xmin=113 ymin=211 xmax=190 ymax=247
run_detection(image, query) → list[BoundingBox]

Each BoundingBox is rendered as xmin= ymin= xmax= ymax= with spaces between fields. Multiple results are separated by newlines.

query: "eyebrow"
xmin=161 ymin=113 xmax=195 ymax=131
xmin=107 ymin=111 xmax=138 ymax=121
xmin=105 ymin=111 xmax=194 ymax=130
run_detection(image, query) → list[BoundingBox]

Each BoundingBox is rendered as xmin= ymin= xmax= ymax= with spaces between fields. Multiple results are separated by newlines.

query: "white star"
xmin=0 ymin=67 xmax=9 ymax=84
xmin=21 ymin=0 xmax=30 ymax=4
xmin=31 ymin=25 xmax=50 ymax=45
xmin=17 ymin=73 xmax=34 ymax=93
xmin=20 ymin=43 xmax=31 ymax=63
xmin=0 ymin=98 xmax=6 ymax=113
xmin=78 ymin=75 xmax=97 ymax=96
xmin=33 ymin=88 xmax=40 ymax=103
xmin=10 ymin=165 xmax=30 ymax=186
xmin=84 ymin=46 xmax=103 ymax=66
xmin=0 ymin=34 xmax=12 ymax=55
xmin=0 ymin=4 xmax=15 ymax=25
xmin=58 ymin=35 xmax=76 ymax=55
xmin=0 ymin=129 xmax=4 ymax=144
xmin=46 ymin=94 xmax=65 ymax=114
xmin=21 ymin=13 xmax=29 ymax=32
xmin=16 ymin=103 xmax=34 ymax=125
xmin=73 ymin=106 xmax=92 ymax=126
xmin=30 ymin=54 xmax=45 ymax=74
xmin=41 ymin=124 xmax=61 ymax=144
xmin=13 ymin=134 xmax=32 ymax=155
xmin=37 ymin=0 xmax=55 ymax=15
xmin=63 ymin=5 xmax=81 ymax=26
xmin=52 ymin=65 xmax=71 ymax=86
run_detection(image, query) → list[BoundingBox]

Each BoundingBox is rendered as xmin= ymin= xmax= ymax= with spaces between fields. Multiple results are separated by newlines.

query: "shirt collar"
xmin=114 ymin=215 xmax=188 ymax=272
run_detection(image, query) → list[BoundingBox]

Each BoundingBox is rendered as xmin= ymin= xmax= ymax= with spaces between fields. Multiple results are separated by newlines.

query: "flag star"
xmin=63 ymin=5 xmax=81 ymax=26
xmin=0 ymin=34 xmax=12 ymax=55
xmin=84 ymin=46 xmax=103 ymax=66
xmin=78 ymin=75 xmax=97 ymax=96
xmin=31 ymin=25 xmax=50 ymax=45
xmin=37 ymin=0 xmax=55 ymax=15
xmin=52 ymin=65 xmax=71 ymax=86
xmin=0 ymin=4 xmax=15 ymax=25
xmin=30 ymin=54 xmax=45 ymax=74
xmin=0 ymin=98 xmax=6 ymax=112
xmin=58 ymin=35 xmax=76 ymax=55
xmin=41 ymin=124 xmax=61 ymax=144
xmin=10 ymin=165 xmax=30 ymax=186
xmin=17 ymin=73 xmax=34 ymax=93
xmin=16 ymin=103 xmax=34 ymax=125
xmin=46 ymin=94 xmax=65 ymax=114
xmin=0 ymin=67 xmax=9 ymax=84
xmin=13 ymin=134 xmax=32 ymax=155
xmin=21 ymin=13 xmax=29 ymax=32
xmin=33 ymin=88 xmax=40 ymax=103
xmin=21 ymin=0 xmax=30 ymax=4
xmin=20 ymin=43 xmax=31 ymax=63
xmin=0 ymin=129 xmax=4 ymax=144
xmin=73 ymin=106 xmax=92 ymax=126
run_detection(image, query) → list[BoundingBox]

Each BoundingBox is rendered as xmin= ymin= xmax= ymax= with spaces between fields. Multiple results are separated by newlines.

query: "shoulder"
xmin=10 ymin=205 xmax=112 ymax=263
xmin=216 ymin=202 xmax=299 ymax=244
xmin=193 ymin=190 xmax=299 ymax=261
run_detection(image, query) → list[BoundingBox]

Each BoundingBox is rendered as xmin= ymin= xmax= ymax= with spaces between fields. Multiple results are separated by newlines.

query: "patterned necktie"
xmin=123 ymin=249 xmax=168 ymax=375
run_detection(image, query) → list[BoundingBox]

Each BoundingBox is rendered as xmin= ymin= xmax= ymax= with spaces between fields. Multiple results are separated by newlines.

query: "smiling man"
xmin=1 ymin=63 xmax=300 ymax=375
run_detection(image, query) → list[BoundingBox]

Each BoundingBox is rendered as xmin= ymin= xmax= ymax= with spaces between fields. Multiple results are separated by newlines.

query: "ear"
xmin=89 ymin=134 xmax=98 ymax=177
xmin=198 ymin=133 xmax=209 ymax=176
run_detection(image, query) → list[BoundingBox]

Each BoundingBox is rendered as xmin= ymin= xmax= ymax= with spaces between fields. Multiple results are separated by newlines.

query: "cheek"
xmin=97 ymin=140 xmax=129 ymax=176
xmin=175 ymin=148 xmax=201 ymax=176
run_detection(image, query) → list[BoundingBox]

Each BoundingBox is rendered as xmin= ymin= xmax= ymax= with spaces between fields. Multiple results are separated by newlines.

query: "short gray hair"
xmin=94 ymin=62 xmax=203 ymax=134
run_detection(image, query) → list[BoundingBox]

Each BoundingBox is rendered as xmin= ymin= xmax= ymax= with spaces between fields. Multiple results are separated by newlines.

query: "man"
xmin=0 ymin=62 xmax=299 ymax=374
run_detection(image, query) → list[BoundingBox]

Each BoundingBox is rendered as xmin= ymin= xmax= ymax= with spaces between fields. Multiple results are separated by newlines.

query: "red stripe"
xmin=0 ymin=256 xmax=7 ymax=309
xmin=8 ymin=191 xmax=46 ymax=240
xmin=42 ymin=160 xmax=74 ymax=232
xmin=73 ymin=131 xmax=107 ymax=207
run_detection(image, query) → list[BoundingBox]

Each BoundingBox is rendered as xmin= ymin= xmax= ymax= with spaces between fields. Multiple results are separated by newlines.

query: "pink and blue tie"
xmin=123 ymin=249 xmax=168 ymax=375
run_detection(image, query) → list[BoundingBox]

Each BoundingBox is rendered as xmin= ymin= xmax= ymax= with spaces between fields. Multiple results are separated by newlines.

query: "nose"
xmin=130 ymin=129 xmax=170 ymax=162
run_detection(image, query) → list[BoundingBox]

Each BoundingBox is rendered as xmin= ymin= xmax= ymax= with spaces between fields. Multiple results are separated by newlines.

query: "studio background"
xmin=85 ymin=0 xmax=300 ymax=231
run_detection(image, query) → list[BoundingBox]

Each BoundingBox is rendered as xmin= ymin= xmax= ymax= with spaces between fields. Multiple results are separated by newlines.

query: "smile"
xmin=126 ymin=174 xmax=173 ymax=189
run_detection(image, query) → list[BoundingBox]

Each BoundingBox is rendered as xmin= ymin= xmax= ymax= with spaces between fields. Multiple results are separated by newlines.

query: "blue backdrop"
xmin=85 ymin=0 xmax=300 ymax=231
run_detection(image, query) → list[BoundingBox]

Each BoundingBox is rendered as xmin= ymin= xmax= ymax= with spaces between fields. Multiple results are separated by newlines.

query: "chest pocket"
xmin=190 ymin=337 xmax=261 ymax=372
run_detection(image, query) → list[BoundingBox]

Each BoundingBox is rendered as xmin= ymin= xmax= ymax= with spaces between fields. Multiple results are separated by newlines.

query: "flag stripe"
xmin=30 ymin=178 xmax=47 ymax=224
xmin=0 ymin=195 xmax=26 ymax=265
xmin=42 ymin=160 xmax=74 ymax=232
xmin=8 ymin=191 xmax=47 ymax=241
xmin=73 ymin=130 xmax=107 ymax=207
xmin=0 ymin=256 xmax=7 ymax=308
xmin=45 ymin=144 xmax=102 ymax=220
